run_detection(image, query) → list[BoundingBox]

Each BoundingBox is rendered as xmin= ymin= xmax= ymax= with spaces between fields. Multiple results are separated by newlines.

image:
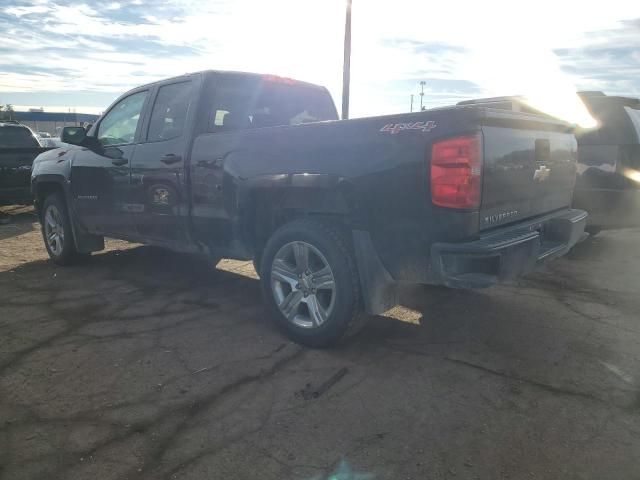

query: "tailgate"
xmin=480 ymin=119 xmax=577 ymax=231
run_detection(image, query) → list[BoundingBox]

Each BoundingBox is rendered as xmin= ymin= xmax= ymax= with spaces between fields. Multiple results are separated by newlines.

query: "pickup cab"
xmin=31 ymin=70 xmax=587 ymax=346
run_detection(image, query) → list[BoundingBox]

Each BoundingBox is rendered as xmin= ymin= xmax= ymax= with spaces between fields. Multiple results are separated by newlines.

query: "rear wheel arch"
xmin=242 ymin=185 xmax=357 ymax=259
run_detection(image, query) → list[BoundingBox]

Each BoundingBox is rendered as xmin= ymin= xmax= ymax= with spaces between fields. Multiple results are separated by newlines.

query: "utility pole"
xmin=410 ymin=94 xmax=414 ymax=113
xmin=341 ymin=0 xmax=352 ymax=120
xmin=419 ymin=81 xmax=426 ymax=111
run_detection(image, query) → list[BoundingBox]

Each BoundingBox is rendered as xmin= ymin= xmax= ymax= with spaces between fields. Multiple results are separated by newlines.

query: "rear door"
xmin=129 ymin=78 xmax=197 ymax=244
xmin=71 ymin=89 xmax=149 ymax=236
xmin=190 ymin=72 xmax=339 ymax=249
xmin=479 ymin=119 xmax=577 ymax=231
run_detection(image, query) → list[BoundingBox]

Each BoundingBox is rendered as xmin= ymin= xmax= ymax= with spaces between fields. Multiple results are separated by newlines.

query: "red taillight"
xmin=431 ymin=134 xmax=482 ymax=209
xmin=262 ymin=74 xmax=297 ymax=85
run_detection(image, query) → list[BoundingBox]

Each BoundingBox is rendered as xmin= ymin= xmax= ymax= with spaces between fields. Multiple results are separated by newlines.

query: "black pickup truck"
xmin=31 ymin=70 xmax=587 ymax=346
xmin=0 ymin=122 xmax=51 ymax=206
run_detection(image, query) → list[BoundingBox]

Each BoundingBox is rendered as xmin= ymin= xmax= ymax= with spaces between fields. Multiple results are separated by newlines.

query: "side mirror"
xmin=61 ymin=126 xmax=87 ymax=145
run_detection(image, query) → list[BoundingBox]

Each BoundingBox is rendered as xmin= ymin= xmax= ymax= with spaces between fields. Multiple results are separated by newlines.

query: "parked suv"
xmin=0 ymin=121 xmax=48 ymax=206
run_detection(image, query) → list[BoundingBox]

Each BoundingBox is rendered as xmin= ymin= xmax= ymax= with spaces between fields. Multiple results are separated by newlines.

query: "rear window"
xmin=0 ymin=126 xmax=40 ymax=148
xmin=208 ymin=74 xmax=338 ymax=132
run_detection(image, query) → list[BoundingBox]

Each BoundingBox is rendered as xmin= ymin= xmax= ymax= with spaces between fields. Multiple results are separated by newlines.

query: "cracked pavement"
xmin=1 ymin=207 xmax=639 ymax=479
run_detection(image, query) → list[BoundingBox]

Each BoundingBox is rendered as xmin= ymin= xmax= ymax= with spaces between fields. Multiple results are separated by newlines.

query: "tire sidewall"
xmin=260 ymin=221 xmax=358 ymax=347
xmin=41 ymin=194 xmax=76 ymax=265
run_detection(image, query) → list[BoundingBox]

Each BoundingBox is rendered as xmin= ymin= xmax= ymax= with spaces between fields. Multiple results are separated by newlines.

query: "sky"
xmin=0 ymin=0 xmax=639 ymax=124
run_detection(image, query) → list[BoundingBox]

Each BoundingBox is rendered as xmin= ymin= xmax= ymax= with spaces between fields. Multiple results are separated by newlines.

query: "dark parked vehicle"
xmin=0 ymin=121 xmax=50 ymax=206
xmin=31 ymin=70 xmax=587 ymax=346
xmin=573 ymin=92 xmax=640 ymax=231
xmin=459 ymin=93 xmax=640 ymax=232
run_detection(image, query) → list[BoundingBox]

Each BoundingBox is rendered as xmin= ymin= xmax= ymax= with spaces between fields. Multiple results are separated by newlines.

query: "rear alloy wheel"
xmin=261 ymin=219 xmax=365 ymax=347
xmin=271 ymin=241 xmax=336 ymax=329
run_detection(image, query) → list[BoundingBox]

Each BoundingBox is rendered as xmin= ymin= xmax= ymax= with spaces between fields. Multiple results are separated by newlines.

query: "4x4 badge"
xmin=380 ymin=121 xmax=437 ymax=135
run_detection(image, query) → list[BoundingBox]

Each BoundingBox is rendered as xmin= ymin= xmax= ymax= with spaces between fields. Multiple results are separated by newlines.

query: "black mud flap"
xmin=352 ymin=230 xmax=398 ymax=315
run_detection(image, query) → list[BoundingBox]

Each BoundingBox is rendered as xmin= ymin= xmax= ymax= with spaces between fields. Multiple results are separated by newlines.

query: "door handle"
xmin=112 ymin=158 xmax=128 ymax=166
xmin=196 ymin=158 xmax=224 ymax=168
xmin=161 ymin=154 xmax=183 ymax=165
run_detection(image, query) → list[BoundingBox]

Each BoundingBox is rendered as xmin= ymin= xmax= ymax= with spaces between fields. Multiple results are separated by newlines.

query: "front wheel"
xmin=260 ymin=219 xmax=366 ymax=347
xmin=41 ymin=193 xmax=87 ymax=265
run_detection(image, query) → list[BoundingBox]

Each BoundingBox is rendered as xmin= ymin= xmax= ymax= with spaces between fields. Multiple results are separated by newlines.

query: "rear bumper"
xmin=431 ymin=209 xmax=588 ymax=288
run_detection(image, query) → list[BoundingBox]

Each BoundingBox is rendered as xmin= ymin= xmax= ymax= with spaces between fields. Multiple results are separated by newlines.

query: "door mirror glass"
xmin=61 ymin=126 xmax=87 ymax=145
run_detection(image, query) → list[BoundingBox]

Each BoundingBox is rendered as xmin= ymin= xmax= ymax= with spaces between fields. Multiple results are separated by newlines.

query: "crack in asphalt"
xmin=443 ymin=357 xmax=639 ymax=412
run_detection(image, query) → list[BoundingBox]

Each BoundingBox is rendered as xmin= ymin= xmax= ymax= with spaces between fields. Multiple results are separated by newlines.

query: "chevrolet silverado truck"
xmin=0 ymin=121 xmax=50 ymax=206
xmin=31 ymin=70 xmax=587 ymax=346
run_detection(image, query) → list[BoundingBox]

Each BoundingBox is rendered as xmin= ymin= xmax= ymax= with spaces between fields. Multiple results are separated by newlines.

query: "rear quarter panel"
xmin=191 ymin=107 xmax=483 ymax=281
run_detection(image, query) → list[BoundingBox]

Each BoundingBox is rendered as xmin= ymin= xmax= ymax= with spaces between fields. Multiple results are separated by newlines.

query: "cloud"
xmin=0 ymin=0 xmax=638 ymax=117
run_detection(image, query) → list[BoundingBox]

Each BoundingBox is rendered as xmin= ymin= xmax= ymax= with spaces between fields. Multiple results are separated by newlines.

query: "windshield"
xmin=0 ymin=126 xmax=39 ymax=148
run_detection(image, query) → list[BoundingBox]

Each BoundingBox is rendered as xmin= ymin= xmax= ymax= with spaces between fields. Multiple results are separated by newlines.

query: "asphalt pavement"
xmin=1 ymin=209 xmax=639 ymax=480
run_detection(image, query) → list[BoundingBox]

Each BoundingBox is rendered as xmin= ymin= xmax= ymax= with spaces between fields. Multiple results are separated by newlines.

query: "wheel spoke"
xmin=306 ymin=294 xmax=327 ymax=326
xmin=292 ymin=242 xmax=309 ymax=272
xmin=45 ymin=210 xmax=55 ymax=229
xmin=279 ymin=290 xmax=303 ymax=320
xmin=312 ymin=265 xmax=335 ymax=290
xmin=271 ymin=259 xmax=299 ymax=286
xmin=271 ymin=240 xmax=337 ymax=329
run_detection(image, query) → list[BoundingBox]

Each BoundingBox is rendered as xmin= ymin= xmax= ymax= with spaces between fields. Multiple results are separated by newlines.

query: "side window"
xmin=147 ymin=81 xmax=194 ymax=141
xmin=209 ymin=75 xmax=258 ymax=133
xmin=208 ymin=74 xmax=338 ymax=132
xmin=98 ymin=91 xmax=148 ymax=146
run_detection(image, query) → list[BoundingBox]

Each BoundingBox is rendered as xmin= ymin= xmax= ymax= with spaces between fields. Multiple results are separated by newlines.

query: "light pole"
xmin=342 ymin=0 xmax=352 ymax=120
xmin=419 ymin=81 xmax=426 ymax=111
xmin=410 ymin=94 xmax=414 ymax=113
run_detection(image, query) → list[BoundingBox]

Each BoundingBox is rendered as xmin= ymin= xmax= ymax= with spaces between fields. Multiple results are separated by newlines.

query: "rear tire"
xmin=260 ymin=219 xmax=365 ymax=347
xmin=41 ymin=193 xmax=87 ymax=266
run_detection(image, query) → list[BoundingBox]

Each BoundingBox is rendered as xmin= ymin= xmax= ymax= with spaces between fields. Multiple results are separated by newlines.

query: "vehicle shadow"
xmin=1 ymin=241 xmax=638 ymax=480
xmin=0 ymin=205 xmax=37 ymax=240
xmin=2 ymin=241 xmax=637 ymax=410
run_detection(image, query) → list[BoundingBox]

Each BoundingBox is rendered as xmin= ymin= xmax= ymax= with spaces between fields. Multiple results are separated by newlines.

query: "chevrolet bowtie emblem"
xmin=533 ymin=165 xmax=551 ymax=182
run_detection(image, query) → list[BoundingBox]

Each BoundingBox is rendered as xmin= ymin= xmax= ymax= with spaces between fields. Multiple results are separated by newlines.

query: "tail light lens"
xmin=431 ymin=134 xmax=482 ymax=209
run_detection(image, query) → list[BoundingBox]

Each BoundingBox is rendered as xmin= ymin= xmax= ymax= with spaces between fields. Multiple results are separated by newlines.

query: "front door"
xmin=71 ymin=90 xmax=149 ymax=236
xmin=129 ymin=80 xmax=195 ymax=244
